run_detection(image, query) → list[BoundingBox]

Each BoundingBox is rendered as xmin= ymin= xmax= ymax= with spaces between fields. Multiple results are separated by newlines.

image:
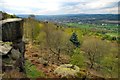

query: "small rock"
xmin=54 ymin=64 xmax=80 ymax=77
xmin=0 ymin=42 xmax=12 ymax=55
xmin=38 ymin=58 xmax=48 ymax=66
xmin=10 ymin=49 xmax=21 ymax=60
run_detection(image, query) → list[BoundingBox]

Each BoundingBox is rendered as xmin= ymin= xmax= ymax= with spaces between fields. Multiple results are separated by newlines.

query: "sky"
xmin=0 ymin=0 xmax=119 ymax=15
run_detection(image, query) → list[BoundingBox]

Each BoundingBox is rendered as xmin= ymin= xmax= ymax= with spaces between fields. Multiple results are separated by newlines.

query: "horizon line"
xmin=16 ymin=13 xmax=119 ymax=16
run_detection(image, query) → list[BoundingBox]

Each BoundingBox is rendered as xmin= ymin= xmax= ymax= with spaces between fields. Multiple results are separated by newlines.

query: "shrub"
xmin=70 ymin=48 xmax=85 ymax=67
xmin=25 ymin=60 xmax=46 ymax=78
xmin=100 ymin=54 xmax=118 ymax=78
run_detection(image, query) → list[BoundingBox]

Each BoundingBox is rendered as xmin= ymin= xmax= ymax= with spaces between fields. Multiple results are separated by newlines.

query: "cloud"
xmin=0 ymin=0 xmax=119 ymax=15
xmin=58 ymin=1 xmax=119 ymax=14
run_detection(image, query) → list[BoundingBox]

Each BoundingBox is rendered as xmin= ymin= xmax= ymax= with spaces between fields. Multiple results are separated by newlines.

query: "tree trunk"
xmin=57 ymin=49 xmax=60 ymax=62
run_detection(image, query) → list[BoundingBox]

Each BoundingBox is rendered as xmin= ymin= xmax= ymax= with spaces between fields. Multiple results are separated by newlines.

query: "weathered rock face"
xmin=0 ymin=18 xmax=25 ymax=76
xmin=0 ymin=18 xmax=23 ymax=42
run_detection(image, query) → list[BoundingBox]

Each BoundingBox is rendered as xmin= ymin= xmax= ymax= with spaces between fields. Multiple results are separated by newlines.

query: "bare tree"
xmin=81 ymin=37 xmax=110 ymax=69
xmin=28 ymin=15 xmax=35 ymax=44
xmin=43 ymin=23 xmax=69 ymax=63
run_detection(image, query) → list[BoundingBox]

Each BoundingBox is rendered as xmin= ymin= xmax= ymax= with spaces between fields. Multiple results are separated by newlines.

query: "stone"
xmin=0 ymin=42 xmax=12 ymax=55
xmin=13 ymin=41 xmax=25 ymax=54
xmin=2 ymin=57 xmax=14 ymax=65
xmin=54 ymin=64 xmax=80 ymax=77
xmin=10 ymin=49 xmax=21 ymax=60
xmin=38 ymin=58 xmax=48 ymax=65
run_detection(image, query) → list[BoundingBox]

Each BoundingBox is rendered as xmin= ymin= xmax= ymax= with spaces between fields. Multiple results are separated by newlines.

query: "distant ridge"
xmin=17 ymin=14 xmax=119 ymax=21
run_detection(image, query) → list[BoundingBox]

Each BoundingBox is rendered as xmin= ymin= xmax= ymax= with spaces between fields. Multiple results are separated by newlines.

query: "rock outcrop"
xmin=0 ymin=18 xmax=25 ymax=77
xmin=0 ymin=18 xmax=23 ymax=42
xmin=54 ymin=64 xmax=80 ymax=77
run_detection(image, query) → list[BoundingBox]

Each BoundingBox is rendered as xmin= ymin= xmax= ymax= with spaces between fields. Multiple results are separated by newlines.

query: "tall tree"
xmin=28 ymin=15 xmax=35 ymax=44
xmin=43 ymin=23 xmax=71 ymax=63
xmin=70 ymin=32 xmax=80 ymax=47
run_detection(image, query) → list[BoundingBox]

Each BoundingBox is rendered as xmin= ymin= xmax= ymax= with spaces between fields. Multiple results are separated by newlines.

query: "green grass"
xmin=106 ymin=33 xmax=118 ymax=37
xmin=66 ymin=23 xmax=91 ymax=29
xmin=66 ymin=23 xmax=118 ymax=29
xmin=25 ymin=60 xmax=46 ymax=78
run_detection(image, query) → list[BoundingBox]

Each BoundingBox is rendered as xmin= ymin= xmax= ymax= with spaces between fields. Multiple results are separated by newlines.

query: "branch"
xmin=49 ymin=48 xmax=57 ymax=54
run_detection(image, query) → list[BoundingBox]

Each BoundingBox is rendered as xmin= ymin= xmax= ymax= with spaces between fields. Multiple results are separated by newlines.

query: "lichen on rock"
xmin=54 ymin=64 xmax=80 ymax=77
xmin=10 ymin=49 xmax=21 ymax=60
xmin=0 ymin=42 xmax=12 ymax=55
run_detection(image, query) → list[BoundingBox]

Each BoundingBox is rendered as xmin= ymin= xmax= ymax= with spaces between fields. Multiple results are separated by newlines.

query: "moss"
xmin=54 ymin=64 xmax=80 ymax=77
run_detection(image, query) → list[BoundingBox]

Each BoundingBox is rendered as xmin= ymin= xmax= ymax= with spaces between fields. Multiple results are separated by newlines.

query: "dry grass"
xmin=2 ymin=69 xmax=26 ymax=78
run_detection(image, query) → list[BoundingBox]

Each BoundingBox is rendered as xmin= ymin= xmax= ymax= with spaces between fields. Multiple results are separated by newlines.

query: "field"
xmin=66 ymin=22 xmax=119 ymax=40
